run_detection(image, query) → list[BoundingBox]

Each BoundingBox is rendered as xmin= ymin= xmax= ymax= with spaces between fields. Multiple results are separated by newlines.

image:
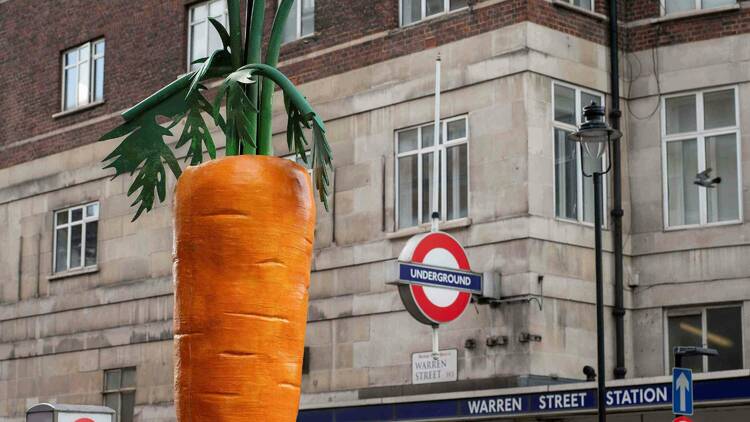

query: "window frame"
xmin=558 ymin=0 xmax=595 ymax=12
xmin=660 ymin=0 xmax=737 ymax=16
xmin=282 ymin=0 xmax=316 ymax=44
xmin=61 ymin=39 xmax=105 ymax=111
xmin=103 ymin=367 xmax=137 ymax=422
xmin=187 ymin=0 xmax=229 ymax=71
xmin=551 ymin=80 xmax=608 ymax=227
xmin=660 ymin=86 xmax=742 ymax=230
xmin=399 ymin=0 xmax=470 ymax=27
xmin=52 ymin=201 xmax=99 ymax=274
xmin=394 ymin=115 xmax=470 ymax=230
xmin=663 ymin=304 xmax=745 ymax=374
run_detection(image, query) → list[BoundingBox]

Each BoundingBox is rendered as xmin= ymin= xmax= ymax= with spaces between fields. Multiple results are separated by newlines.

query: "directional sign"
xmin=673 ymin=367 xmax=693 ymax=415
xmin=395 ymin=232 xmax=481 ymax=325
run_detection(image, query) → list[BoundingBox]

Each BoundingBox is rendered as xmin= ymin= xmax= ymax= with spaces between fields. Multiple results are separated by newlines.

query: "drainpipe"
xmin=608 ymin=0 xmax=627 ymax=380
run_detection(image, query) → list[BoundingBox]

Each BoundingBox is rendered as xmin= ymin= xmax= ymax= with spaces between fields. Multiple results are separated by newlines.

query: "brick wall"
xmin=0 ymin=0 xmax=747 ymax=168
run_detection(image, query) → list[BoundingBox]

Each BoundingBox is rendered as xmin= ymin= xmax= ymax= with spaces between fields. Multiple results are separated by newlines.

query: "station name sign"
xmin=398 ymin=262 xmax=482 ymax=294
xmin=298 ymin=375 xmax=750 ymax=421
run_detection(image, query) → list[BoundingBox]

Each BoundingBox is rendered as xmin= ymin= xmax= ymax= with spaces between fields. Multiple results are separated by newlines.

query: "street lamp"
xmin=674 ymin=346 xmax=719 ymax=368
xmin=568 ymin=102 xmax=622 ymax=422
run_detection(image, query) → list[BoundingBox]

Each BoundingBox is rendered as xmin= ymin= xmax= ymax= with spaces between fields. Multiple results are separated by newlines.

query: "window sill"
xmin=48 ymin=265 xmax=99 ymax=281
xmin=663 ymin=218 xmax=742 ymax=232
xmin=386 ymin=217 xmax=472 ymax=240
xmin=555 ymin=216 xmax=609 ymax=231
xmin=52 ymin=101 xmax=106 ymax=119
xmin=282 ymin=32 xmax=318 ymax=46
xmin=551 ymin=0 xmax=608 ymax=21
xmin=650 ymin=3 xmax=740 ymax=24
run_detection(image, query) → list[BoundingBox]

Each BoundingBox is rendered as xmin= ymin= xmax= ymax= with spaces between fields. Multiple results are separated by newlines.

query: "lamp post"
xmin=568 ymin=102 xmax=622 ymax=422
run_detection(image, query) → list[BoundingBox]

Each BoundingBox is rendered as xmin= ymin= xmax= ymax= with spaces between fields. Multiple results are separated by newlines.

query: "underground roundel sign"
xmin=396 ymin=231 xmax=482 ymax=325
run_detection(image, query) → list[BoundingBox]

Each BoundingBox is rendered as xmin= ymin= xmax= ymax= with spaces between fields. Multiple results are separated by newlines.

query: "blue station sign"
xmin=398 ymin=262 xmax=482 ymax=294
xmin=298 ymin=374 xmax=750 ymax=422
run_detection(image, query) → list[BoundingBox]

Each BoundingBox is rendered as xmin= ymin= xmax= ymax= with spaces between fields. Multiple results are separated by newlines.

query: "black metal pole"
xmin=608 ymin=0 xmax=627 ymax=381
xmin=594 ymin=172 xmax=606 ymax=422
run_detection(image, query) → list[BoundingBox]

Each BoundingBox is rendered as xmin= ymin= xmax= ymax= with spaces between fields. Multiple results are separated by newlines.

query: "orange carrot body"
xmin=173 ymin=156 xmax=315 ymax=421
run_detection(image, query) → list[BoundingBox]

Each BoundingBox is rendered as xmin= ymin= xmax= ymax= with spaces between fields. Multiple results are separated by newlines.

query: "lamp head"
xmin=567 ymin=101 xmax=622 ymax=159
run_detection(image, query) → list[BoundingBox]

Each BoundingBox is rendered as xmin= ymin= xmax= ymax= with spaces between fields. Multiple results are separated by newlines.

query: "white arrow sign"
xmin=676 ymin=373 xmax=690 ymax=412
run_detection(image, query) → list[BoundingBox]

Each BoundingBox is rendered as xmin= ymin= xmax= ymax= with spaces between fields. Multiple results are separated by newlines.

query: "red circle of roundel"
xmin=409 ymin=232 xmax=472 ymax=324
xmin=673 ymin=417 xmax=693 ymax=422
xmin=75 ymin=418 xmax=95 ymax=422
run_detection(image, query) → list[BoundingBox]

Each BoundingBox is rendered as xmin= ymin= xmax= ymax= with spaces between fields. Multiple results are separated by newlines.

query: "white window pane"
xmin=450 ymin=0 xmax=468 ymax=10
xmin=573 ymin=0 xmax=593 ymax=10
xmin=70 ymin=224 xmax=82 ymax=268
xmin=582 ymin=155 xmax=604 ymax=223
xmin=301 ymin=0 xmax=314 ymax=36
xmin=426 ymin=0 xmax=444 ymax=16
xmin=56 ymin=210 xmax=68 ymax=226
xmin=121 ymin=391 xmax=135 ymax=422
xmin=94 ymin=40 xmax=105 ymax=56
xmin=86 ymin=203 xmax=99 ymax=218
xmin=421 ymin=152 xmax=440 ymax=222
xmin=78 ymin=62 xmax=90 ymax=106
xmin=282 ymin=0 xmax=299 ymax=43
xmin=447 ymin=119 xmax=466 ymax=141
xmin=79 ymin=43 xmax=90 ymax=62
xmin=665 ymin=94 xmax=696 ymax=135
xmin=122 ymin=367 xmax=136 ymax=388
xmin=446 ymin=145 xmax=468 ymax=220
xmin=704 ymin=89 xmax=735 ymax=130
xmin=191 ymin=21 xmax=208 ymax=61
xmin=402 ymin=0 xmax=422 ymax=25
xmin=554 ymin=85 xmax=576 ymax=125
xmin=665 ymin=0 xmax=695 ymax=14
xmin=705 ymin=134 xmax=739 ymax=223
xmin=105 ymin=369 xmax=121 ymax=390
xmin=667 ymin=139 xmax=699 ymax=226
xmin=85 ymin=221 xmax=98 ymax=267
xmin=65 ymin=50 xmax=78 ymax=66
xmin=703 ymin=0 xmax=735 ymax=9
xmin=64 ymin=67 xmax=78 ymax=110
xmin=191 ymin=4 xmax=208 ymax=22
xmin=104 ymin=393 xmax=119 ymax=414
xmin=555 ymin=128 xmax=578 ymax=219
xmin=208 ymin=24 xmax=223 ymax=54
xmin=581 ymin=92 xmax=603 ymax=117
xmin=668 ymin=314 xmax=704 ymax=372
xmin=422 ymin=124 xmax=439 ymax=147
xmin=398 ymin=128 xmax=419 ymax=153
xmin=94 ymin=58 xmax=104 ymax=101
xmin=706 ymin=307 xmax=743 ymax=371
xmin=209 ymin=0 xmax=225 ymax=17
xmin=72 ymin=208 xmax=83 ymax=221
xmin=398 ymin=155 xmax=419 ymax=229
xmin=55 ymin=228 xmax=68 ymax=273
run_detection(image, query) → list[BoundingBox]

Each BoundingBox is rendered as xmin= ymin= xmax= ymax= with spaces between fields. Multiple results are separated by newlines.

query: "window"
xmin=282 ymin=0 xmax=315 ymax=43
xmin=53 ymin=202 xmax=99 ymax=273
xmin=553 ymin=82 xmax=606 ymax=224
xmin=104 ymin=367 xmax=136 ymax=422
xmin=666 ymin=305 xmax=743 ymax=373
xmin=662 ymin=0 xmax=735 ymax=15
xmin=662 ymin=87 xmax=741 ymax=228
xmin=62 ymin=39 xmax=105 ymax=111
xmin=558 ymin=0 xmax=594 ymax=11
xmin=396 ymin=116 xmax=468 ymax=229
xmin=401 ymin=0 xmax=468 ymax=26
xmin=188 ymin=0 xmax=228 ymax=71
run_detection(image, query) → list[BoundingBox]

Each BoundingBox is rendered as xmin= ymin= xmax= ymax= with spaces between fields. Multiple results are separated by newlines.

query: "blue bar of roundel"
xmin=297 ymin=409 xmax=334 ymax=422
xmin=395 ymin=399 xmax=459 ymax=419
xmin=335 ymin=404 xmax=394 ymax=421
xmin=399 ymin=262 xmax=482 ymax=293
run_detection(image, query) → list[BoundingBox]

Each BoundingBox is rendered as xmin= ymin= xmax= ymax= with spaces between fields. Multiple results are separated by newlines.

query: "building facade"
xmin=1 ymin=0 xmax=750 ymax=421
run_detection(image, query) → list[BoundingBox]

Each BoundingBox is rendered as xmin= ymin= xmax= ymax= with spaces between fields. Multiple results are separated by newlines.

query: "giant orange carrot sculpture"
xmin=100 ymin=1 xmax=332 ymax=421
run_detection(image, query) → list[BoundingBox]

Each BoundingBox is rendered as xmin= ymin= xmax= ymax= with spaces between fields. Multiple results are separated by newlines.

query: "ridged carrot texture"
xmin=173 ymin=155 xmax=315 ymax=422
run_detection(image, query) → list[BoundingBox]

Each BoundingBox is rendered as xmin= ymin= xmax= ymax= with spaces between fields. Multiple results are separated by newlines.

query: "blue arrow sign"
xmin=673 ymin=367 xmax=693 ymax=415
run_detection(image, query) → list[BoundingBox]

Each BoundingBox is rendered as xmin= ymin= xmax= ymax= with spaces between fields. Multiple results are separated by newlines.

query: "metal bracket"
xmin=486 ymin=335 xmax=508 ymax=347
xmin=519 ymin=332 xmax=542 ymax=343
